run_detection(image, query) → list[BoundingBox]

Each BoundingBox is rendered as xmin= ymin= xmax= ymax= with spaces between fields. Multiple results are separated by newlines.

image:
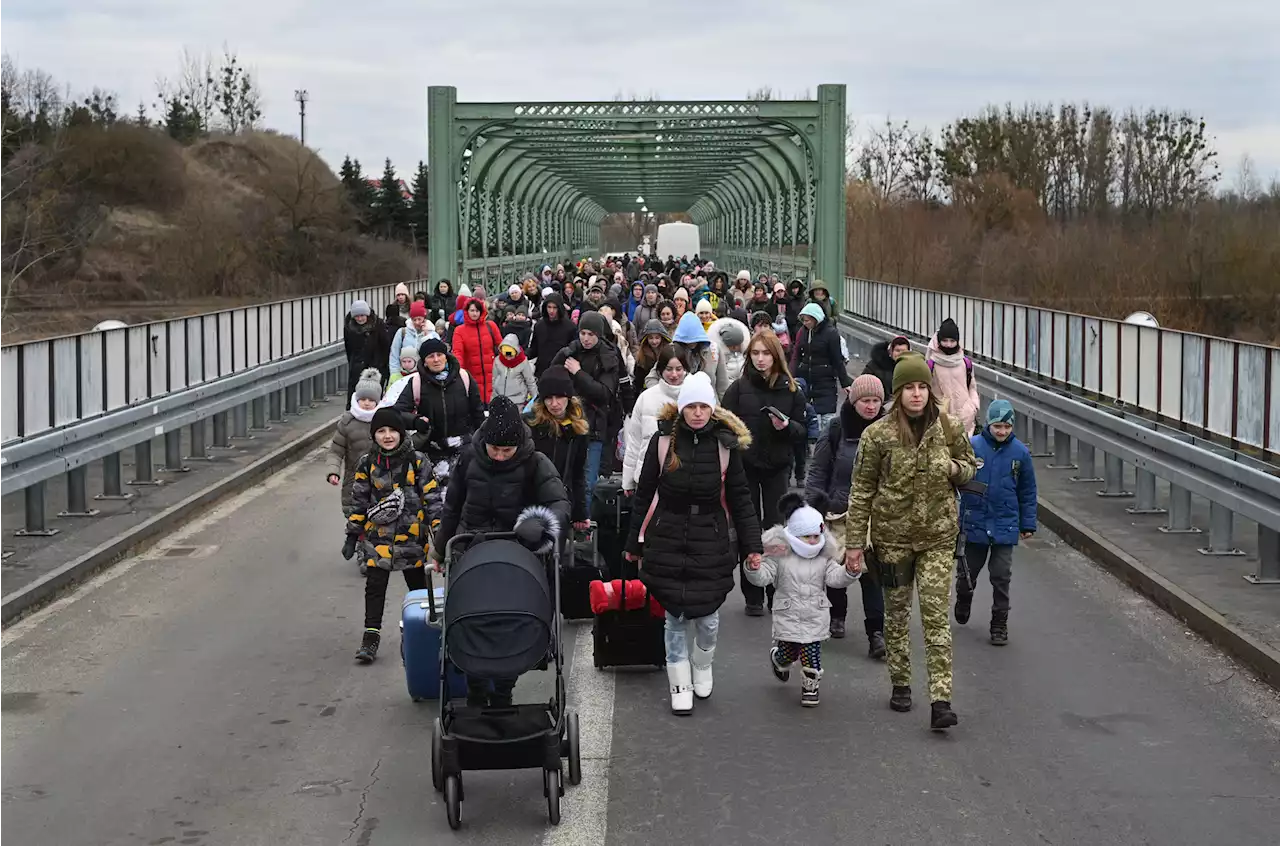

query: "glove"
xmin=433 ymin=460 xmax=452 ymax=481
xmin=366 ymin=489 xmax=405 ymax=526
xmin=341 ymin=534 xmax=358 ymax=560
xmin=446 ymin=436 xmax=462 ymax=448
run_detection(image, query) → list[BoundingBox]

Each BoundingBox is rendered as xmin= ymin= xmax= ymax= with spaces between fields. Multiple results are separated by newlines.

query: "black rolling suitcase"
xmin=561 ymin=527 xmax=604 ymax=620
xmin=590 ymin=476 xmax=636 ymax=581
xmin=591 ymin=574 xmax=666 ymax=670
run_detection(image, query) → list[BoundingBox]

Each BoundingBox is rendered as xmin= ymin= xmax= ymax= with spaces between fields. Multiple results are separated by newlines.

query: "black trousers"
xmin=740 ymin=466 xmax=788 ymax=607
xmin=364 ymin=566 xmax=427 ymax=630
xmin=827 ymin=577 xmax=885 ymax=636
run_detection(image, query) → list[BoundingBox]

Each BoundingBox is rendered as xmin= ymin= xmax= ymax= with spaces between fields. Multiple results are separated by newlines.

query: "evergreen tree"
xmin=374 ymin=157 xmax=407 ymax=240
xmin=163 ymin=96 xmax=201 ymax=144
xmin=409 ymin=160 xmax=429 ymax=239
xmin=135 ymin=101 xmax=149 ymax=127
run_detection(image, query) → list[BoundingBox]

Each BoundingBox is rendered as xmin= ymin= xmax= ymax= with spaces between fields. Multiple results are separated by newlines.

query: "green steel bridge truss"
xmin=426 ymin=85 xmax=846 ymax=293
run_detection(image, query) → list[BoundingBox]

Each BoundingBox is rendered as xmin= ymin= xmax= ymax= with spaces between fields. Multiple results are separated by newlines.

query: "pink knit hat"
xmin=852 ymin=373 xmax=885 ymax=402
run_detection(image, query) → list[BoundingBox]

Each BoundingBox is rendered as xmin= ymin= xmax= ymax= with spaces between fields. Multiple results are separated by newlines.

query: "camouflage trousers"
xmin=881 ymin=544 xmax=953 ymax=702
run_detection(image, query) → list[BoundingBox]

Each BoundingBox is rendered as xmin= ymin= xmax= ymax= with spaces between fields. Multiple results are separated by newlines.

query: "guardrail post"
xmin=1070 ymin=442 xmax=1104 ymax=482
xmin=1047 ymin=430 xmax=1076 ymax=469
xmin=1197 ymin=503 xmax=1245 ymax=557
xmin=299 ymin=378 xmax=313 ymax=409
xmin=284 ymin=384 xmax=300 ymax=415
xmin=231 ymin=404 xmax=252 ymax=440
xmin=59 ymin=466 xmax=101 ymax=517
xmin=95 ymin=452 xmax=134 ymax=501
xmin=1126 ymin=469 xmax=1166 ymax=515
xmin=186 ymin=419 xmax=213 ymax=461
xmin=1246 ymin=527 xmax=1280 ymax=584
xmin=312 ymin=374 xmax=328 ymax=402
xmin=210 ymin=411 xmax=234 ymax=449
xmin=251 ymin=397 xmax=269 ymax=431
xmin=129 ymin=441 xmax=164 ymax=486
xmin=1029 ymin=420 xmax=1051 ymax=457
xmin=268 ymin=391 xmax=285 ymax=423
xmin=325 ymin=368 xmax=338 ymax=397
xmin=1096 ymin=453 xmax=1132 ymax=498
xmin=1158 ymin=485 xmax=1199 ymax=534
xmin=15 ymin=483 xmax=58 ymax=537
xmin=160 ymin=430 xmax=189 ymax=473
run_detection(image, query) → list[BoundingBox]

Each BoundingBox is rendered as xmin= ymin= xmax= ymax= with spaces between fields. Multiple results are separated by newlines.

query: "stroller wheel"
xmin=566 ymin=712 xmax=582 ymax=786
xmin=444 ymin=774 xmax=462 ymax=830
xmin=544 ymin=767 xmax=562 ymax=825
xmin=430 ymin=719 xmax=444 ymax=793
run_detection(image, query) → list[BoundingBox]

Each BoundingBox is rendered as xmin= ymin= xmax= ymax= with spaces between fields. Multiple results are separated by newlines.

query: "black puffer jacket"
xmin=626 ymin=405 xmax=763 ymax=619
xmin=429 ymin=283 xmax=454 ymax=322
xmin=720 ymin=366 xmax=808 ymax=474
xmin=862 ymin=341 xmax=896 ymax=400
xmin=344 ymin=315 xmax=391 ymax=386
xmin=392 ymin=355 xmax=485 ymax=463
xmin=790 ymin=318 xmax=852 ymax=415
xmin=805 ymin=401 xmax=883 ymax=507
xmin=528 ymin=416 xmax=589 ymax=523
xmin=432 ymin=423 xmax=571 ymax=555
xmin=528 ymin=294 xmax=578 ymax=377
xmin=550 ymin=334 xmax=620 ymax=439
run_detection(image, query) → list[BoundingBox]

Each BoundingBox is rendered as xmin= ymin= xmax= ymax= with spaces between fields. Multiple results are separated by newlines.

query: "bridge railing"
xmin=1 ymin=284 xmax=399 ymax=538
xmin=836 ymin=277 xmax=1279 ymax=585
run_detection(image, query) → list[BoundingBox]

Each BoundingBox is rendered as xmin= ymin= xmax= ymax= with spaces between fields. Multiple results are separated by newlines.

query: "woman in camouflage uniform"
xmin=844 ymin=352 xmax=976 ymax=731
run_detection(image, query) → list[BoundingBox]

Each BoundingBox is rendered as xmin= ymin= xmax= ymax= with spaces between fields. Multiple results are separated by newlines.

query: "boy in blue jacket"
xmin=955 ymin=399 xmax=1037 ymax=645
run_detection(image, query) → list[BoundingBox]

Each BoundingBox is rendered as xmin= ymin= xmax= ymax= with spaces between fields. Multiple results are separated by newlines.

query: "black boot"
xmin=829 ymin=616 xmax=847 ymax=639
xmin=745 ymin=603 xmax=765 ymax=617
xmin=868 ymin=631 xmax=886 ymax=660
xmin=931 ymin=700 xmax=959 ymax=730
xmin=954 ymin=591 xmax=972 ymax=625
xmin=990 ymin=611 xmax=1008 ymax=646
xmin=889 ymin=685 xmax=912 ymax=712
xmin=355 ymin=629 xmax=381 ymax=664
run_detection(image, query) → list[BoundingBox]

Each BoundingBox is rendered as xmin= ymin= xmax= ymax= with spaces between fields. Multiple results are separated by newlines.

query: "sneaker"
xmin=769 ymin=647 xmax=791 ymax=683
xmin=800 ymin=669 xmax=821 ymax=707
xmin=930 ymin=700 xmax=959 ymax=730
xmin=829 ymin=617 xmax=847 ymax=639
xmin=355 ymin=629 xmax=381 ymax=664
xmin=745 ymin=603 xmax=765 ymax=617
xmin=954 ymin=592 xmax=972 ymax=625
xmin=990 ymin=612 xmax=1009 ymax=646
xmin=889 ymin=685 xmax=912 ymax=712
xmin=868 ymin=631 xmax=886 ymax=661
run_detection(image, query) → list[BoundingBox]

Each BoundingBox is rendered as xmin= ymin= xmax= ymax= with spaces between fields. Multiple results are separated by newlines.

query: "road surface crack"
xmin=343 ymin=757 xmax=382 ymax=843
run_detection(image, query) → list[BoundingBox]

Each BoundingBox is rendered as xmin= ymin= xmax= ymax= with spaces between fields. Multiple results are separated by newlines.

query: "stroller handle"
xmin=425 ymin=532 xmax=520 ymax=622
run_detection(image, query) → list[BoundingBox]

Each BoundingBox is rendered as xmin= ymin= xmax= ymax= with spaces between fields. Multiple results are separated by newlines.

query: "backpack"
xmin=927 ymin=356 xmax=974 ymax=387
xmin=411 ymin=368 xmax=471 ymax=408
xmin=637 ymin=434 xmax=730 ymax=542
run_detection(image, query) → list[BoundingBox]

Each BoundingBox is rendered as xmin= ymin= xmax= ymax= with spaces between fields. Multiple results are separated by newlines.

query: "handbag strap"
xmin=637 ymin=436 xmax=730 ymax=542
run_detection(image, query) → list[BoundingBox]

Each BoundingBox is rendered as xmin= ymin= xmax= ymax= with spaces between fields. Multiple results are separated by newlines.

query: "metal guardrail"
xmin=842 ymin=277 xmax=1280 ymax=459
xmin=1 ymin=284 xmax=398 ymax=444
xmin=837 ymin=311 xmax=1280 ymax=586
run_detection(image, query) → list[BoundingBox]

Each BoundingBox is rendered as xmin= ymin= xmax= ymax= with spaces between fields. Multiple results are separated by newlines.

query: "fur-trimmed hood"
xmin=655 ymin=403 xmax=752 ymax=450
xmin=761 ymin=524 xmax=842 ymax=561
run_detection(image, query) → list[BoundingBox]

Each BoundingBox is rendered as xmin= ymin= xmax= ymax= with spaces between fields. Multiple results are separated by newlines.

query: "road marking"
xmin=543 ymin=619 xmax=615 ymax=846
xmin=2 ymin=447 xmax=324 ymax=647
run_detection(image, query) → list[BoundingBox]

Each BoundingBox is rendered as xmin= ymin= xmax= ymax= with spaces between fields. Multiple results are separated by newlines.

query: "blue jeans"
xmin=664 ymin=611 xmax=719 ymax=664
xmin=584 ymin=439 xmax=604 ymax=499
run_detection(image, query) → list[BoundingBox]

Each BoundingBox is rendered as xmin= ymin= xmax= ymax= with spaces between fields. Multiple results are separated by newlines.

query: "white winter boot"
xmin=800 ymin=667 xmax=823 ymax=708
xmin=690 ymin=644 xmax=715 ymax=700
xmin=667 ymin=661 xmax=694 ymax=715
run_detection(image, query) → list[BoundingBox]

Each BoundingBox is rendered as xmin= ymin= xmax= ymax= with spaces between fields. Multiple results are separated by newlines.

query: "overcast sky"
xmin=4 ymin=0 xmax=1278 ymax=188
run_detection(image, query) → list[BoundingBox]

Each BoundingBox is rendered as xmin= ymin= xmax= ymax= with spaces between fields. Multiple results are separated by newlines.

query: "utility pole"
xmin=293 ymin=89 xmax=309 ymax=144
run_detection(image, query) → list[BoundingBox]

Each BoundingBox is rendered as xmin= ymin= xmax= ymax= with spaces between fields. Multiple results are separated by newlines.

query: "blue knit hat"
xmin=987 ymin=399 xmax=1015 ymax=426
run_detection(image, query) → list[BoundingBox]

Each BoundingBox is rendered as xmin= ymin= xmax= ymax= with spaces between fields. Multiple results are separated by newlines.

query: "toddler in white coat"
xmin=746 ymin=492 xmax=860 ymax=707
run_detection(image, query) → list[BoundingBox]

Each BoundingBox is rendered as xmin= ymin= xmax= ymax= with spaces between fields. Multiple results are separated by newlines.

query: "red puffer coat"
xmin=451 ymin=297 xmax=502 ymax=403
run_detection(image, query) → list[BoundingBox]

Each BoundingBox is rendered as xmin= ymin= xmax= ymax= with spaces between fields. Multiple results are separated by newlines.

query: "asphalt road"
xmin=4 ymin=450 xmax=1280 ymax=846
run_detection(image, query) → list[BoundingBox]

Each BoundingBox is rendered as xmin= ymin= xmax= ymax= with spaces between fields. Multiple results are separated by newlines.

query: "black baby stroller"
xmin=430 ymin=532 xmax=582 ymax=830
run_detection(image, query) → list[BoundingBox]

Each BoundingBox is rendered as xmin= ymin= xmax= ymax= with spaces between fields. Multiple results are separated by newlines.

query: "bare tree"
xmin=155 ymin=48 xmax=217 ymax=134
xmin=1234 ymin=153 xmax=1261 ymax=202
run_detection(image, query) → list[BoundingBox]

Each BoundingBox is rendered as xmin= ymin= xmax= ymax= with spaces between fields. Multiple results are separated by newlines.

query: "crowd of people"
xmin=326 ymin=253 xmax=1039 ymax=731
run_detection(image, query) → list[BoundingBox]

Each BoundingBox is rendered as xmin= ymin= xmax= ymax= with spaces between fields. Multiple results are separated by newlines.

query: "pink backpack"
xmin=637 ymin=434 xmax=730 ymax=542
xmin=411 ymin=368 xmax=471 ymax=407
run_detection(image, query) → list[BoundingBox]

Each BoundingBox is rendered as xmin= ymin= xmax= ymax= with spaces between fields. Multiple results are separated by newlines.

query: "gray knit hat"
xmin=349 ymin=299 xmax=372 ymax=318
xmin=353 ymin=367 xmax=383 ymax=402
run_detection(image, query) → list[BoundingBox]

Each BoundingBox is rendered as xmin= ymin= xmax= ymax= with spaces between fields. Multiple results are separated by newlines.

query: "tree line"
xmin=845 ymin=104 xmax=1278 ymax=341
xmin=337 ymin=156 xmax=428 ymax=247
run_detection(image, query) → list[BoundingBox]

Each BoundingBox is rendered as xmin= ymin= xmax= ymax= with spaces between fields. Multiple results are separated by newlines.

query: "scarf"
xmin=431 ymin=366 xmax=450 ymax=383
xmin=349 ymin=396 xmax=375 ymax=423
xmin=783 ymin=528 xmax=826 ymax=559
xmin=498 ymin=349 xmax=528 ymax=368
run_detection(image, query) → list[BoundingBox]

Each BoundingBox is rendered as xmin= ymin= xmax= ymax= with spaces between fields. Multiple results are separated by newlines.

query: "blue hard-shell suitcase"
xmin=401 ymin=586 xmax=469 ymax=701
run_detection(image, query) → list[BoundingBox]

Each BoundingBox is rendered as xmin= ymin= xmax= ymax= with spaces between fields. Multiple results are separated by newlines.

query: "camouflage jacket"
xmin=845 ymin=411 xmax=977 ymax=554
xmin=346 ymin=441 xmax=443 ymax=571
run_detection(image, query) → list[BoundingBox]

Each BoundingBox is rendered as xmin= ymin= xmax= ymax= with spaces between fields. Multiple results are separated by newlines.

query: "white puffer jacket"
xmin=746 ymin=525 xmax=858 ymax=643
xmin=620 ymin=378 xmax=683 ymax=491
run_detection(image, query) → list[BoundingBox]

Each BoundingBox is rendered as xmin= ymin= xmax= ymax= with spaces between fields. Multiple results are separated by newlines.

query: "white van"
xmin=656 ymin=222 xmax=700 ymax=261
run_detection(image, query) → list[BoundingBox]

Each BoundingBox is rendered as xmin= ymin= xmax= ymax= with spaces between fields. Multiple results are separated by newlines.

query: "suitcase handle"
xmin=425 ymin=569 xmax=437 ymax=623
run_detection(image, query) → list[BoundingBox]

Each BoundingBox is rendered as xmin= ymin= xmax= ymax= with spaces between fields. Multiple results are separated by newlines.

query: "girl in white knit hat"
xmin=746 ymin=491 xmax=861 ymax=707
